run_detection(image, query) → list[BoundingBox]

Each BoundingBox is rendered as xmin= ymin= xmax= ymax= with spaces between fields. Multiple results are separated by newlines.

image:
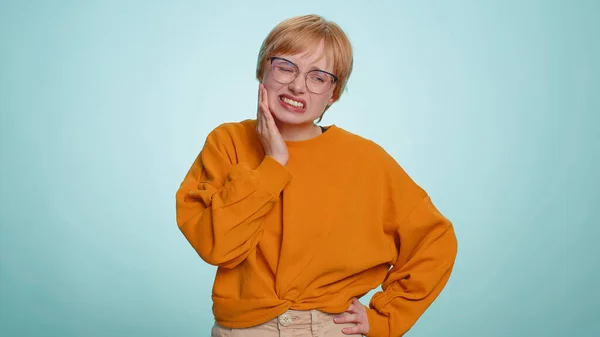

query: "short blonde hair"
xmin=256 ymin=15 xmax=353 ymax=114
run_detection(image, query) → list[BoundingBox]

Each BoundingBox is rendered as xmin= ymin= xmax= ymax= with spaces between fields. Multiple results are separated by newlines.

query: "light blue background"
xmin=1 ymin=1 xmax=598 ymax=336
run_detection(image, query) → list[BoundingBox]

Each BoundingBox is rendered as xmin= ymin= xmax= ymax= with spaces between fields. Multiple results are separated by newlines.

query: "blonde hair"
xmin=256 ymin=14 xmax=353 ymax=119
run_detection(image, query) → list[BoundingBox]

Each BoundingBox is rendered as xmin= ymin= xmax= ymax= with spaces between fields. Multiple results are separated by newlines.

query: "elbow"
xmin=448 ymin=223 xmax=458 ymax=261
xmin=198 ymin=250 xmax=243 ymax=269
xmin=199 ymin=227 xmax=263 ymax=269
xmin=197 ymin=243 xmax=248 ymax=269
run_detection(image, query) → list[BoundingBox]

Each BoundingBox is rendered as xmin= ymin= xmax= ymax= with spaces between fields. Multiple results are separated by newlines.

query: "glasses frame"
xmin=268 ymin=56 xmax=338 ymax=94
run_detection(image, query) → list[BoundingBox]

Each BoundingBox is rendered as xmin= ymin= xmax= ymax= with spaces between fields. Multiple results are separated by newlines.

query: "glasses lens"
xmin=307 ymin=71 xmax=334 ymax=94
xmin=272 ymin=59 xmax=297 ymax=84
xmin=270 ymin=58 xmax=336 ymax=94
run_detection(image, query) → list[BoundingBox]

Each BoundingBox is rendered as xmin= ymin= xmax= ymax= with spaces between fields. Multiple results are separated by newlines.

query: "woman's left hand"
xmin=334 ymin=297 xmax=370 ymax=335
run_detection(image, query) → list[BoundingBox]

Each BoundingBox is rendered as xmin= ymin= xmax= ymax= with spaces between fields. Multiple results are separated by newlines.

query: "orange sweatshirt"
xmin=176 ymin=119 xmax=457 ymax=337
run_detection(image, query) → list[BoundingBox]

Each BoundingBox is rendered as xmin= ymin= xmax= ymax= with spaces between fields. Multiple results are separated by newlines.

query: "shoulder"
xmin=204 ymin=119 xmax=258 ymax=148
xmin=201 ymin=119 xmax=260 ymax=160
xmin=208 ymin=119 xmax=256 ymax=141
xmin=335 ymin=126 xmax=397 ymax=164
xmin=336 ymin=126 xmax=424 ymax=194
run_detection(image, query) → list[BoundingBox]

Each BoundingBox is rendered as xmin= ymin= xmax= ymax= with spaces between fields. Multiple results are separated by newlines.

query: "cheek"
xmin=309 ymin=94 xmax=333 ymax=111
xmin=262 ymin=80 xmax=282 ymax=102
xmin=265 ymin=86 xmax=281 ymax=104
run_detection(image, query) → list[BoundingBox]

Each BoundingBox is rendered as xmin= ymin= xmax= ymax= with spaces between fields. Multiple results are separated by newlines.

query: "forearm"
xmin=177 ymin=155 xmax=291 ymax=268
xmin=368 ymin=197 xmax=458 ymax=336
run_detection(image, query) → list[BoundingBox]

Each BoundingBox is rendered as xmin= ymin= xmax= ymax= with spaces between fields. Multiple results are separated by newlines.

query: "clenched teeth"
xmin=282 ymin=97 xmax=304 ymax=109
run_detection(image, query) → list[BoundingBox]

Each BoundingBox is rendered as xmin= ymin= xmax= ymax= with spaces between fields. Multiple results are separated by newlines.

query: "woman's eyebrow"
xmin=278 ymin=57 xmax=297 ymax=66
xmin=280 ymin=57 xmax=330 ymax=73
xmin=308 ymin=65 xmax=328 ymax=72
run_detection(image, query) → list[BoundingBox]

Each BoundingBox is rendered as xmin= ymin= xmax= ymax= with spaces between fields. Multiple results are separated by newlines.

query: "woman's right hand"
xmin=256 ymin=83 xmax=289 ymax=166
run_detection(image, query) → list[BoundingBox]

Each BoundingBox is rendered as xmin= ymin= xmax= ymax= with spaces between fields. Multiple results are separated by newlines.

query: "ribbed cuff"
xmin=366 ymin=308 xmax=389 ymax=337
xmin=256 ymin=155 xmax=292 ymax=196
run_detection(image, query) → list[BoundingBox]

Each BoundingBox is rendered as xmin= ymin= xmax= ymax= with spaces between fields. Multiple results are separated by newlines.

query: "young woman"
xmin=176 ymin=14 xmax=458 ymax=337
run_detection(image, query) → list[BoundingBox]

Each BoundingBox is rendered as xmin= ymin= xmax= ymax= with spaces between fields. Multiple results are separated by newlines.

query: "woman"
xmin=176 ymin=14 xmax=458 ymax=337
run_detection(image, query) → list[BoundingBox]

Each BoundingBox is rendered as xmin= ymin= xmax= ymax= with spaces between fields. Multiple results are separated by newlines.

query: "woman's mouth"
xmin=278 ymin=95 xmax=307 ymax=113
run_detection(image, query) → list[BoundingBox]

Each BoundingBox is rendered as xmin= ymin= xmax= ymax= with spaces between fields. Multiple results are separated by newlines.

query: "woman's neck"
xmin=275 ymin=120 xmax=322 ymax=141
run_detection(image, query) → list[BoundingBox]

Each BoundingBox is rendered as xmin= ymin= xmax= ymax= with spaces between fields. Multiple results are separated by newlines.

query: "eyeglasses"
xmin=269 ymin=57 xmax=338 ymax=94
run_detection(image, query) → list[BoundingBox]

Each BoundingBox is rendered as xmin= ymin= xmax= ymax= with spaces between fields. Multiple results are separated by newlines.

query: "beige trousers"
xmin=211 ymin=309 xmax=361 ymax=337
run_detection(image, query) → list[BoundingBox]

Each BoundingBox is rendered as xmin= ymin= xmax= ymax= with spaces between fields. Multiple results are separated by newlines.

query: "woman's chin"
xmin=272 ymin=109 xmax=317 ymax=126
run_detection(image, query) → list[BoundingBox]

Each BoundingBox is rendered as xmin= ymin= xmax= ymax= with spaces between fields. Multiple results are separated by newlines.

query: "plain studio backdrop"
xmin=1 ymin=1 xmax=598 ymax=336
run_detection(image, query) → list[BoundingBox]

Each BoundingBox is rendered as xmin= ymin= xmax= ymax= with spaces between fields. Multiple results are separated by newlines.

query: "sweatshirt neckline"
xmin=284 ymin=124 xmax=340 ymax=148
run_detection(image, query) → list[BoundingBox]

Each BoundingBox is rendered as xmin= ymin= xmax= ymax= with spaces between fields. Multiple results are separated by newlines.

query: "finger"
xmin=257 ymin=84 xmax=264 ymax=128
xmin=257 ymin=113 xmax=265 ymax=136
xmin=261 ymin=84 xmax=269 ymax=107
xmin=261 ymin=87 xmax=274 ymax=121
xmin=347 ymin=298 xmax=364 ymax=314
xmin=258 ymin=109 xmax=267 ymax=136
xmin=257 ymin=109 xmax=264 ymax=134
xmin=263 ymin=104 xmax=277 ymax=132
xmin=342 ymin=325 xmax=365 ymax=335
xmin=258 ymin=83 xmax=262 ymax=101
xmin=334 ymin=313 xmax=358 ymax=324
xmin=258 ymin=87 xmax=268 ymax=123
xmin=261 ymin=105 xmax=274 ymax=133
xmin=257 ymin=83 xmax=263 ymax=111
xmin=346 ymin=303 xmax=358 ymax=314
xmin=257 ymin=85 xmax=271 ymax=124
xmin=259 ymin=87 xmax=280 ymax=137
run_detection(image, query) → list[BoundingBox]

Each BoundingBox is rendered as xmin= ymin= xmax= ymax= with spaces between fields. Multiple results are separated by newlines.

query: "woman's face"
xmin=261 ymin=40 xmax=336 ymax=126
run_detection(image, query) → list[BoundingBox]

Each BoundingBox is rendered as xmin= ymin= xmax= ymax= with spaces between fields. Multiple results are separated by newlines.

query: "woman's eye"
xmin=309 ymin=74 xmax=326 ymax=83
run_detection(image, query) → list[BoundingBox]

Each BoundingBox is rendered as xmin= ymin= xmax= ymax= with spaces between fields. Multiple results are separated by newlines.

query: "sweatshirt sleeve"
xmin=366 ymin=164 xmax=458 ymax=336
xmin=175 ymin=125 xmax=292 ymax=269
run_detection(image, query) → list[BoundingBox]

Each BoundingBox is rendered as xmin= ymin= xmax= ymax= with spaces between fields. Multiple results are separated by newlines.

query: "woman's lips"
xmin=278 ymin=94 xmax=307 ymax=113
